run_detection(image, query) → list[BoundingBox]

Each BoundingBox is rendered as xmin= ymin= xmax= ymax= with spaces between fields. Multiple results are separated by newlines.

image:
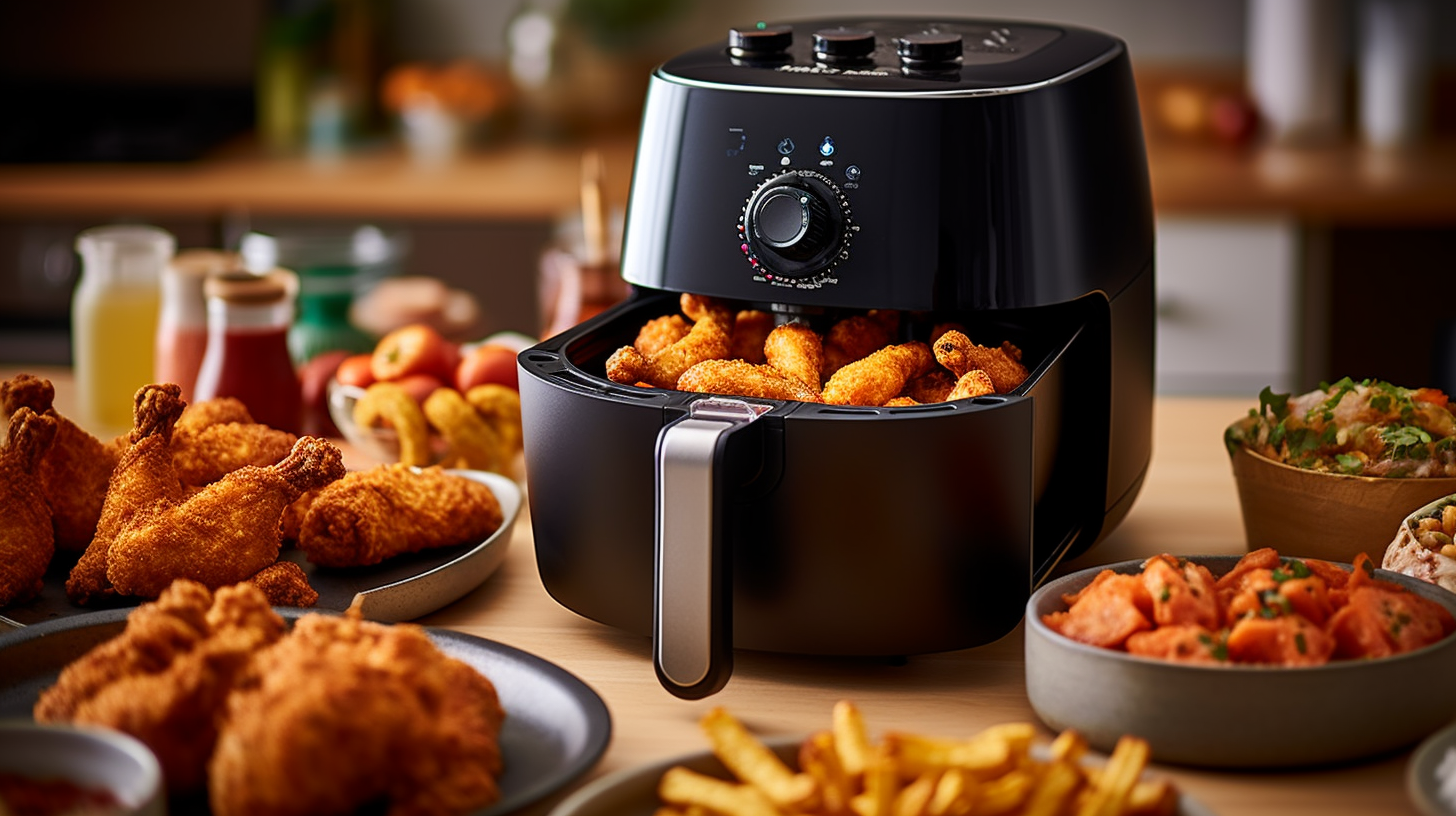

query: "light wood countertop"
xmin=0 ymin=365 xmax=1426 ymax=815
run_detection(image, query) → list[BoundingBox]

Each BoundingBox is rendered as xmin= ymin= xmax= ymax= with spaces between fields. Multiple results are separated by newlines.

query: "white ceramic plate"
xmin=3 ymin=469 xmax=519 ymax=627
xmin=547 ymin=737 xmax=1216 ymax=816
xmin=1409 ymin=721 xmax=1456 ymax=816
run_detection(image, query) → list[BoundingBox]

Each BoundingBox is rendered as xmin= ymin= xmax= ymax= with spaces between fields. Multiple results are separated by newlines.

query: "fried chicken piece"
xmin=209 ymin=612 xmax=505 ymax=816
xmin=2 ymin=374 xmax=123 ymax=552
xmin=763 ymin=321 xmax=824 ymax=392
xmin=0 ymin=407 xmax=58 ymax=607
xmin=821 ymin=312 xmax=898 ymax=378
xmin=731 ymin=309 xmax=774 ymax=364
xmin=172 ymin=397 xmax=299 ymax=487
xmin=821 ymin=342 xmax=935 ymax=406
xmin=67 ymin=384 xmax=188 ymax=606
xmin=296 ymin=464 xmax=503 ymax=568
xmin=106 ymin=437 xmax=346 ymax=599
xmin=634 ymin=313 xmax=691 ymax=358
xmin=278 ymin=489 xmax=318 ymax=543
xmin=901 ymin=369 xmax=955 ymax=404
xmin=35 ymin=580 xmax=287 ymax=794
xmin=948 ymin=369 xmax=997 ymax=401
xmin=606 ymin=302 xmax=733 ymax=389
xmin=932 ymin=330 xmax=1030 ymax=394
xmin=246 ymin=561 xmax=318 ymax=608
xmin=678 ymin=359 xmax=821 ymax=403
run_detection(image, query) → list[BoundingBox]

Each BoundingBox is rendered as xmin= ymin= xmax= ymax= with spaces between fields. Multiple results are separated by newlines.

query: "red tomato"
xmin=455 ymin=344 xmax=519 ymax=392
xmin=393 ymin=373 xmax=446 ymax=405
xmin=335 ymin=353 xmax=377 ymax=388
xmin=298 ymin=350 xmax=350 ymax=436
xmin=371 ymin=324 xmax=459 ymax=382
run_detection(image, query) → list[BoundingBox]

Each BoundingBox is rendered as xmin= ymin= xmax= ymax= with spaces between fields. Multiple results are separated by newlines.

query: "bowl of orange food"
xmin=1225 ymin=378 xmax=1456 ymax=563
xmin=1025 ymin=549 xmax=1456 ymax=768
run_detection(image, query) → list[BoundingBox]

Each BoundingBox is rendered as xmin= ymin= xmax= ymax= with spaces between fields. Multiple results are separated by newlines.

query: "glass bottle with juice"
xmin=72 ymin=225 xmax=175 ymax=436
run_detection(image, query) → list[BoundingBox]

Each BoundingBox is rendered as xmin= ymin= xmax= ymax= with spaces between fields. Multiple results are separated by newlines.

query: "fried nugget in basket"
xmin=821 ymin=342 xmax=935 ymax=406
xmin=933 ymin=330 xmax=1029 ymax=394
xmin=296 ymin=464 xmax=504 ymax=568
xmin=209 ymin=611 xmax=505 ymax=816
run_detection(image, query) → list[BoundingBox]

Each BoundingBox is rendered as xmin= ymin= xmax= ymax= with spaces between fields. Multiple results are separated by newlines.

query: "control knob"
xmin=741 ymin=171 xmax=852 ymax=278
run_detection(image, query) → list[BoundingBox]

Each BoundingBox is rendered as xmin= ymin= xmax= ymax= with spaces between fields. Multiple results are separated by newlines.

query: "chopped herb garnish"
xmin=1295 ymin=632 xmax=1307 ymax=654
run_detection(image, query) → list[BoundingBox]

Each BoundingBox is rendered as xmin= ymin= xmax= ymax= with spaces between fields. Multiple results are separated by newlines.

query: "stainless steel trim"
xmin=656 ymin=42 xmax=1122 ymax=100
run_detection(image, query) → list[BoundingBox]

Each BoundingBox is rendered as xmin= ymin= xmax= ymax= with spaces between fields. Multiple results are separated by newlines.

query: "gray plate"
xmin=1 ymin=469 xmax=520 ymax=628
xmin=0 ymin=608 xmax=611 ymax=816
xmin=1409 ymin=722 xmax=1456 ymax=816
xmin=1026 ymin=555 xmax=1456 ymax=768
xmin=547 ymin=737 xmax=1216 ymax=816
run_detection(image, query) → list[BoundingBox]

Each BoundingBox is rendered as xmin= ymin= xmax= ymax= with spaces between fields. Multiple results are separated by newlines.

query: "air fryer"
xmin=518 ymin=17 xmax=1155 ymax=699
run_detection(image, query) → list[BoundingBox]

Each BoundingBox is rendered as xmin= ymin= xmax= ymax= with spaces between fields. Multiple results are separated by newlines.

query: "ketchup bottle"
xmin=193 ymin=268 xmax=303 ymax=434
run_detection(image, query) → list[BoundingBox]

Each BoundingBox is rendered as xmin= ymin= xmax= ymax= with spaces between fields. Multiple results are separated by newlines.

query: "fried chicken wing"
xmin=821 ymin=311 xmax=899 ymax=378
xmin=35 ymin=580 xmax=287 ymax=794
xmin=66 ymin=384 xmax=188 ymax=606
xmin=932 ymin=330 xmax=1030 ymax=393
xmin=634 ymin=313 xmax=691 ymax=358
xmin=296 ymin=464 xmax=503 ymax=568
xmin=105 ymin=437 xmax=346 ymax=599
xmin=245 ymin=561 xmax=318 ymax=608
xmin=678 ymin=358 xmax=822 ymax=403
xmin=821 ymin=341 xmax=935 ymax=406
xmin=606 ymin=294 xmax=733 ymax=389
xmin=208 ymin=612 xmax=505 ymax=816
xmin=731 ymin=309 xmax=774 ymax=364
xmin=172 ymin=397 xmax=299 ymax=486
xmin=0 ymin=407 xmax=57 ymax=607
xmin=763 ymin=321 xmax=824 ymax=393
xmin=2 ymin=374 xmax=123 ymax=552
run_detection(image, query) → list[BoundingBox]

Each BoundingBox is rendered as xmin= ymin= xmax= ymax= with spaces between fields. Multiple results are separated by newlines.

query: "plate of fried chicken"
xmin=0 ymin=374 xmax=518 ymax=629
xmin=0 ymin=580 xmax=611 ymax=816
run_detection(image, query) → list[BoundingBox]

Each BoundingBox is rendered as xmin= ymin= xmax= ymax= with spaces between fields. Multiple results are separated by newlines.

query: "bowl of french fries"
xmin=549 ymin=701 xmax=1207 ymax=816
xmin=1026 ymin=553 xmax=1456 ymax=769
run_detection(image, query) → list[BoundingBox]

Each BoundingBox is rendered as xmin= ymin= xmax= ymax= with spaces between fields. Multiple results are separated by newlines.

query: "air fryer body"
xmin=519 ymin=17 xmax=1154 ymax=657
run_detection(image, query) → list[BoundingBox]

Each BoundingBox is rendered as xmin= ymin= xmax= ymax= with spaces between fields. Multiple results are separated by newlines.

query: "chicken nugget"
xmin=678 ymin=359 xmax=821 ymax=403
xmin=296 ymin=465 xmax=504 ymax=568
xmin=821 ymin=342 xmax=935 ymax=406
xmin=247 ymin=561 xmax=318 ymax=608
xmin=764 ymin=321 xmax=824 ymax=393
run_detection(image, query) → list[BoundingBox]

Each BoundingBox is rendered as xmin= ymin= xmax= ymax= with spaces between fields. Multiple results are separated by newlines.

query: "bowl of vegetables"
xmin=1224 ymin=378 xmax=1456 ymax=563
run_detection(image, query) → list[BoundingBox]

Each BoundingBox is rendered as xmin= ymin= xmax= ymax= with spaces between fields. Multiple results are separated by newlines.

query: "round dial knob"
xmin=740 ymin=171 xmax=852 ymax=278
xmin=898 ymin=31 xmax=963 ymax=66
xmin=729 ymin=24 xmax=793 ymax=59
xmin=812 ymin=27 xmax=875 ymax=63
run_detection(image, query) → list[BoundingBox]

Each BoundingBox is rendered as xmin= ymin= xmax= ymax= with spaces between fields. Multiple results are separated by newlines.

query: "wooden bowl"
xmin=1228 ymin=443 xmax=1456 ymax=562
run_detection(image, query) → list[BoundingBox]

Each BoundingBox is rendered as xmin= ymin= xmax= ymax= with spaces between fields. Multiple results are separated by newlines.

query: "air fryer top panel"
xmin=659 ymin=19 xmax=1121 ymax=96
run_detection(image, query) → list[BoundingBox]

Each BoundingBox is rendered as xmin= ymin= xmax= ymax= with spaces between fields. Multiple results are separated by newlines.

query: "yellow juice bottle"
xmin=72 ymin=225 xmax=174 ymax=437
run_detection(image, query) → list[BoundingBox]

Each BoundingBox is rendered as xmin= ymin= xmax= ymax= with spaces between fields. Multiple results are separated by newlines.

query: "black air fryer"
xmin=518 ymin=17 xmax=1154 ymax=698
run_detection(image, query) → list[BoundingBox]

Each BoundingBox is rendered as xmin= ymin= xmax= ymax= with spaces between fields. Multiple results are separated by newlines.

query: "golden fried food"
xmin=296 ymin=464 xmax=504 ymax=568
xmin=208 ymin=611 xmax=505 ymax=816
xmin=821 ymin=342 xmax=935 ymax=406
xmin=763 ymin=322 xmax=824 ymax=393
xmin=465 ymin=384 xmax=523 ymax=453
xmin=278 ymin=489 xmax=318 ymax=543
xmin=933 ymin=330 xmax=1030 ymax=393
xmin=678 ymin=359 xmax=822 ymax=403
xmin=901 ymin=369 xmax=955 ymax=404
xmin=246 ymin=561 xmax=318 ymax=608
xmin=635 ymin=314 xmax=691 ymax=358
xmin=0 ymin=407 xmax=57 ymax=607
xmin=35 ymin=580 xmax=287 ymax=794
xmin=171 ymin=397 xmax=297 ymax=486
xmin=67 ymin=384 xmax=188 ymax=606
xmin=731 ymin=309 xmax=774 ymax=365
xmin=105 ymin=437 xmax=346 ymax=599
xmin=2 ymin=374 xmax=123 ymax=552
xmin=354 ymin=381 xmax=433 ymax=467
xmin=821 ymin=312 xmax=898 ymax=378
xmin=606 ymin=294 xmax=734 ymax=389
xmin=423 ymin=387 xmax=504 ymax=473
xmin=948 ymin=369 xmax=996 ymax=401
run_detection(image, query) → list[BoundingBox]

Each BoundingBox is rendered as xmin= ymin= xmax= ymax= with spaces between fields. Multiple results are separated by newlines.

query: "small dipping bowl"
xmin=0 ymin=720 xmax=164 ymax=815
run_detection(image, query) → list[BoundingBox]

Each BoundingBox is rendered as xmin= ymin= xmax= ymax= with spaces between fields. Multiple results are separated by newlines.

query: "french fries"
xmin=656 ymin=703 xmax=1179 ymax=816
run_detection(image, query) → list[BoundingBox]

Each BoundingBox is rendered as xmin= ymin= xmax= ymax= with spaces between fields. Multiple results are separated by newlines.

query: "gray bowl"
xmin=0 ymin=720 xmax=164 ymax=814
xmin=1026 ymin=555 xmax=1456 ymax=769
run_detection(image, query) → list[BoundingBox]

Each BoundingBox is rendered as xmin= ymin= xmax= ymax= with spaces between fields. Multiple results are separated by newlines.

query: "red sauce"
xmin=0 ymin=771 xmax=122 ymax=816
xmin=193 ymin=324 xmax=302 ymax=434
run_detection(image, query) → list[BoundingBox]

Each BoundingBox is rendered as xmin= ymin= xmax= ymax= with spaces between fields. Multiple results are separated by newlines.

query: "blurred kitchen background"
xmin=0 ymin=0 xmax=1452 ymax=395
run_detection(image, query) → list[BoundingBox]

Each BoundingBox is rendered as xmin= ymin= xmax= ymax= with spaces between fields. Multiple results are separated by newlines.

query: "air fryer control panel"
xmin=726 ymin=20 xmax=1062 ymax=76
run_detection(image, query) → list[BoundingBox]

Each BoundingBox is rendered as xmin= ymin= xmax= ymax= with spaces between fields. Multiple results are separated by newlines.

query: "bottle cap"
xmin=204 ymin=268 xmax=299 ymax=304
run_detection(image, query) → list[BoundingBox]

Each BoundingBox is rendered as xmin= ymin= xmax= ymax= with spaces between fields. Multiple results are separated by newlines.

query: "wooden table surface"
xmin=0 ymin=366 xmax=1423 ymax=815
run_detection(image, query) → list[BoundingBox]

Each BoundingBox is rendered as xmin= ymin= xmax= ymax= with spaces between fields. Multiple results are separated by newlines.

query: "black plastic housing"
xmin=519 ymin=16 xmax=1154 ymax=660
